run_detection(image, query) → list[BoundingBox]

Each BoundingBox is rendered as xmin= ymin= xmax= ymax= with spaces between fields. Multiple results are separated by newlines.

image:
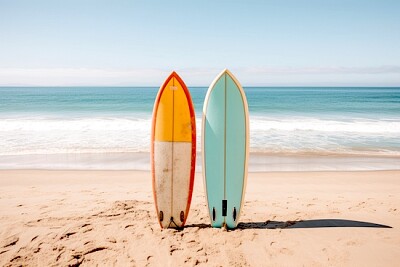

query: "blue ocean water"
xmin=0 ymin=87 xmax=399 ymax=157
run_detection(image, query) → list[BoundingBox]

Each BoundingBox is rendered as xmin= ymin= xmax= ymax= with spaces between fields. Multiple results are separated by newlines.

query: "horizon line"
xmin=1 ymin=85 xmax=400 ymax=88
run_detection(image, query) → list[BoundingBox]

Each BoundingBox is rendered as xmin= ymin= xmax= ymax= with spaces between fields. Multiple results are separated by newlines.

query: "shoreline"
xmin=1 ymin=152 xmax=399 ymax=172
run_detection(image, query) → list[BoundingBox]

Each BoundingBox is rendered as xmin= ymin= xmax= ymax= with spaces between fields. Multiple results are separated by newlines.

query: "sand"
xmin=0 ymin=170 xmax=399 ymax=266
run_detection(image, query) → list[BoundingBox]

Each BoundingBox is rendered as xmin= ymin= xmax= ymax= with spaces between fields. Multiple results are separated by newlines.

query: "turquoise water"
xmin=0 ymin=87 xmax=399 ymax=156
xmin=1 ymin=87 xmax=399 ymax=118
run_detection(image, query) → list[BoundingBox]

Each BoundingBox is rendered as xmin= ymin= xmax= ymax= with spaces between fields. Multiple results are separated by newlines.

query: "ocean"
xmin=1 ymin=87 xmax=399 ymax=171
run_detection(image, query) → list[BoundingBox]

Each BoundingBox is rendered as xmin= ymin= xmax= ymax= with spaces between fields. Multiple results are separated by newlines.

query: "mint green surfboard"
xmin=202 ymin=69 xmax=249 ymax=229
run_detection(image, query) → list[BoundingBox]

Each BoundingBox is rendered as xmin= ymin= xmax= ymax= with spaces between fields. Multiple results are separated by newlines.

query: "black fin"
xmin=212 ymin=207 xmax=216 ymax=221
xmin=222 ymin=200 xmax=227 ymax=217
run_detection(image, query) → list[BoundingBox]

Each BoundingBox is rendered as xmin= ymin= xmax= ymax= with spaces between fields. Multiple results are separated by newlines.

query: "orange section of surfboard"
xmin=151 ymin=71 xmax=196 ymax=228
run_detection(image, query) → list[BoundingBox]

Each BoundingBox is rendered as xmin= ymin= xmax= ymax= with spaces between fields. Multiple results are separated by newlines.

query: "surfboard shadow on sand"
xmin=237 ymin=219 xmax=392 ymax=229
xmin=186 ymin=219 xmax=391 ymax=230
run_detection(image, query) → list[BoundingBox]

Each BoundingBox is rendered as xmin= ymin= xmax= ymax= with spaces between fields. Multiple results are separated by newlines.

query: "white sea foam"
xmin=0 ymin=116 xmax=399 ymax=156
xmin=0 ymin=117 xmax=151 ymax=155
xmin=249 ymin=116 xmax=400 ymax=133
xmin=248 ymin=116 xmax=400 ymax=155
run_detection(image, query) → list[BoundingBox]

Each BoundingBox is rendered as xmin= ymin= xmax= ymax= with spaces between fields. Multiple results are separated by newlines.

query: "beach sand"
xmin=0 ymin=170 xmax=399 ymax=266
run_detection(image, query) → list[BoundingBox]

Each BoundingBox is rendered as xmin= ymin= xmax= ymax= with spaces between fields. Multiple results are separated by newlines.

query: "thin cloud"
xmin=242 ymin=66 xmax=400 ymax=75
xmin=0 ymin=68 xmax=168 ymax=86
xmin=0 ymin=66 xmax=399 ymax=86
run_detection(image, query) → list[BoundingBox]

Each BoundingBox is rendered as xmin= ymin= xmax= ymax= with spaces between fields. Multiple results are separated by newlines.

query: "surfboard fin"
xmin=233 ymin=207 xmax=237 ymax=221
xmin=212 ymin=207 xmax=216 ymax=221
xmin=180 ymin=211 xmax=184 ymax=222
xmin=159 ymin=211 xmax=164 ymax=222
xmin=222 ymin=200 xmax=227 ymax=217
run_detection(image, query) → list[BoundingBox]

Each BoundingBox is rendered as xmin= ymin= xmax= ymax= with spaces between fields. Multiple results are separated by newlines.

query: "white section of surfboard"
xmin=154 ymin=141 xmax=192 ymax=228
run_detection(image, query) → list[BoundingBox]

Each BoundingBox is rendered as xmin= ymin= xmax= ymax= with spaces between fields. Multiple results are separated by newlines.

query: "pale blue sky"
xmin=0 ymin=0 xmax=399 ymax=86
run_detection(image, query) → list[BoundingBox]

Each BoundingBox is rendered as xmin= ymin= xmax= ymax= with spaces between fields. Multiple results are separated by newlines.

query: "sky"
xmin=0 ymin=0 xmax=399 ymax=86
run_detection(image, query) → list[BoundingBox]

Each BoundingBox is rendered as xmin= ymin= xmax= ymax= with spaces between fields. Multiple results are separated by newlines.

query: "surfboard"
xmin=202 ymin=69 xmax=249 ymax=229
xmin=151 ymin=71 xmax=196 ymax=229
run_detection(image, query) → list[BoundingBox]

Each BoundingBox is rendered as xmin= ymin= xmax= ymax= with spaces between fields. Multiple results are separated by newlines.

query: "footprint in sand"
xmin=346 ymin=240 xmax=360 ymax=246
xmin=59 ymin=223 xmax=93 ymax=240
xmin=106 ymin=237 xmax=117 ymax=243
xmin=169 ymin=244 xmax=182 ymax=255
xmin=279 ymin=247 xmax=294 ymax=255
xmin=2 ymin=235 xmax=19 ymax=248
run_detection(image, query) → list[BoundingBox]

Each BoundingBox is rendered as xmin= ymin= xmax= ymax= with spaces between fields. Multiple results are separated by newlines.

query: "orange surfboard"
xmin=151 ymin=71 xmax=196 ymax=228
